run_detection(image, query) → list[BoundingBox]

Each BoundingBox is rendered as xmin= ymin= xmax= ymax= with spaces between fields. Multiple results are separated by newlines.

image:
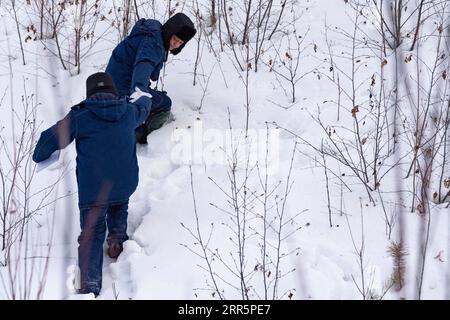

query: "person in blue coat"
xmin=32 ymin=72 xmax=151 ymax=296
xmin=106 ymin=12 xmax=196 ymax=144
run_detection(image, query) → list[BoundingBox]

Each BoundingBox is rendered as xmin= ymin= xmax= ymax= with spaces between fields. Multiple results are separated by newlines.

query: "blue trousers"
xmin=77 ymin=200 xmax=129 ymax=295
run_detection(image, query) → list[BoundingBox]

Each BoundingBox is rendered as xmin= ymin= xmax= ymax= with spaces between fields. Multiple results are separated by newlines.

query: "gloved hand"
xmin=130 ymin=87 xmax=153 ymax=103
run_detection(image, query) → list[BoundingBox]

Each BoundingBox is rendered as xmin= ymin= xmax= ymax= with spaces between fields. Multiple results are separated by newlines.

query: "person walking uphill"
xmin=32 ymin=72 xmax=152 ymax=296
xmin=106 ymin=12 xmax=196 ymax=144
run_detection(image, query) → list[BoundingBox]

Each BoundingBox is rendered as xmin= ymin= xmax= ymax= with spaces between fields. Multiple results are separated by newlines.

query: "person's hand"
xmin=130 ymin=87 xmax=152 ymax=103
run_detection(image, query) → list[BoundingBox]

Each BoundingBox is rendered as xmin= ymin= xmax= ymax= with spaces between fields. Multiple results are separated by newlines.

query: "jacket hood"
xmin=79 ymin=94 xmax=129 ymax=122
xmin=161 ymin=13 xmax=196 ymax=55
xmin=129 ymin=19 xmax=163 ymax=38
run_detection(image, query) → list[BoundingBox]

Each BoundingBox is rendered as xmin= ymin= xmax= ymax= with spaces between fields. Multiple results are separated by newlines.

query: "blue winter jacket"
xmin=32 ymin=93 xmax=151 ymax=206
xmin=106 ymin=19 xmax=167 ymax=99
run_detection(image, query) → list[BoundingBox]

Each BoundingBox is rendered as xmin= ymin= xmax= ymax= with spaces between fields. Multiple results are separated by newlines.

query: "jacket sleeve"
xmin=131 ymin=95 xmax=152 ymax=127
xmin=150 ymin=63 xmax=161 ymax=82
xmin=32 ymin=111 xmax=76 ymax=163
xmin=131 ymin=36 xmax=161 ymax=97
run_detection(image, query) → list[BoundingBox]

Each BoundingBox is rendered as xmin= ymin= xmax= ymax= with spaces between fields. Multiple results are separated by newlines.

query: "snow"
xmin=36 ymin=150 xmax=61 ymax=172
xmin=0 ymin=0 xmax=449 ymax=300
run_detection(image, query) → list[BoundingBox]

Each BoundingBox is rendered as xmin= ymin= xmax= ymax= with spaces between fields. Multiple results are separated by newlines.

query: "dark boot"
xmin=107 ymin=242 xmax=123 ymax=259
xmin=135 ymin=124 xmax=148 ymax=144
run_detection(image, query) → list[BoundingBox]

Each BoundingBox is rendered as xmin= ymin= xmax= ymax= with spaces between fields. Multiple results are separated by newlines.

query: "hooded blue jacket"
xmin=106 ymin=19 xmax=167 ymax=99
xmin=32 ymin=93 xmax=151 ymax=206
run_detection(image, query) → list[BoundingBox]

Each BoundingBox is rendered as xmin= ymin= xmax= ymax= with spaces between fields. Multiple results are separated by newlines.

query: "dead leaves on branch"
xmin=351 ymin=105 xmax=360 ymax=118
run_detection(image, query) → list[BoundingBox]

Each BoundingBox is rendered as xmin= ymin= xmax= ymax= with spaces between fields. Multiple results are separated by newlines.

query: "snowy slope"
xmin=0 ymin=0 xmax=448 ymax=300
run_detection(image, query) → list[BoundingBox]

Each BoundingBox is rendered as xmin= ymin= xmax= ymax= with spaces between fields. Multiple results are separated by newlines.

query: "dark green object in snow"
xmin=135 ymin=110 xmax=174 ymax=144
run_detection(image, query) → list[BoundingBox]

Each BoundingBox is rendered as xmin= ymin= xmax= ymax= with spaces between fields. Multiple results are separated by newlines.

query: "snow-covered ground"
xmin=0 ymin=0 xmax=449 ymax=300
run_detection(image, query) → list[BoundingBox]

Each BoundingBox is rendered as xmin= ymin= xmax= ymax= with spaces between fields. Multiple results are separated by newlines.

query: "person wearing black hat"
xmin=32 ymin=72 xmax=152 ymax=297
xmin=106 ymin=12 xmax=197 ymax=144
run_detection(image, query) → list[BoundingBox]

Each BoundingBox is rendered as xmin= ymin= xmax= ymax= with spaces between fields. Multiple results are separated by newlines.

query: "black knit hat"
xmin=161 ymin=12 xmax=196 ymax=55
xmin=86 ymin=72 xmax=118 ymax=97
